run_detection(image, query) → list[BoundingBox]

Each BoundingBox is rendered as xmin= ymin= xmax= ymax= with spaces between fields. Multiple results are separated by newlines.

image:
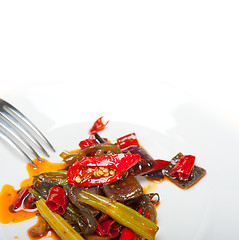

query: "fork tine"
xmin=0 ymin=118 xmax=44 ymax=162
xmin=0 ymin=128 xmax=37 ymax=168
xmin=0 ymin=110 xmax=50 ymax=157
xmin=2 ymin=100 xmax=55 ymax=152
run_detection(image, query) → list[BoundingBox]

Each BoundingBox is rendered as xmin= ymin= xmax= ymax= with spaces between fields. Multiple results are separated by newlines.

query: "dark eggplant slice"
xmin=62 ymin=204 xmax=88 ymax=234
xmin=102 ymin=176 xmax=144 ymax=201
xmin=163 ymin=153 xmax=206 ymax=189
xmin=34 ymin=171 xmax=67 ymax=186
xmin=29 ymin=216 xmax=51 ymax=238
xmin=63 ymin=184 xmax=99 ymax=234
xmin=122 ymin=145 xmax=164 ymax=179
xmin=33 ymin=179 xmax=56 ymax=199
xmin=122 ymin=145 xmax=154 ymax=161
xmin=144 ymin=170 xmax=164 ymax=179
xmin=63 ymin=184 xmax=101 ymax=217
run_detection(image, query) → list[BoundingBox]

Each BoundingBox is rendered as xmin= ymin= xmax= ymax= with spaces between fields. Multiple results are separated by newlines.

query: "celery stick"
xmin=78 ymin=190 xmax=159 ymax=240
xmin=36 ymin=198 xmax=84 ymax=240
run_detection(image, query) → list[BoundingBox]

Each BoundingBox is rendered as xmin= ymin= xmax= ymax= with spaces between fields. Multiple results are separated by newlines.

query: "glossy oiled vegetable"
xmin=77 ymin=190 xmax=159 ymax=240
xmin=36 ymin=198 xmax=85 ymax=240
xmin=67 ymin=154 xmax=140 ymax=187
xmin=46 ymin=186 xmax=68 ymax=215
xmin=163 ymin=152 xmax=206 ymax=189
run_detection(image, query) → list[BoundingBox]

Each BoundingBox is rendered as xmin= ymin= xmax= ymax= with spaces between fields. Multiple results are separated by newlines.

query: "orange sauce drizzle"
xmin=0 ymin=184 xmax=37 ymax=224
xmin=0 ymin=158 xmax=68 ymax=238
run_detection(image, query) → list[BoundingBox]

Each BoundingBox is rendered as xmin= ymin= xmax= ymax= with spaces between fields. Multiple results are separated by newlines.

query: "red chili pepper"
xmin=98 ymin=212 xmax=110 ymax=223
xmin=137 ymin=207 xmax=149 ymax=219
xmin=24 ymin=193 xmax=36 ymax=209
xmin=118 ymin=207 xmax=150 ymax=240
xmin=170 ymin=155 xmax=195 ymax=179
xmin=119 ymin=227 xmax=135 ymax=240
xmin=96 ymin=221 xmax=105 ymax=237
xmin=79 ymin=132 xmax=108 ymax=149
xmin=154 ymin=159 xmax=170 ymax=169
xmin=96 ymin=214 xmax=122 ymax=238
xmin=79 ymin=138 xmax=97 ymax=148
xmin=89 ymin=116 xmax=109 ymax=134
xmin=117 ymin=133 xmax=139 ymax=149
xmin=67 ymin=154 xmax=141 ymax=187
xmin=46 ymin=186 xmax=68 ymax=215
xmin=101 ymin=219 xmax=121 ymax=238
xmin=13 ymin=187 xmax=29 ymax=210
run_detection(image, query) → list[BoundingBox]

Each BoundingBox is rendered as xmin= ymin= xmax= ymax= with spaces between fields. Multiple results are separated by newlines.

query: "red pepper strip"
xmin=24 ymin=193 xmax=36 ymax=209
xmin=79 ymin=132 xmax=108 ymax=149
xmin=137 ymin=207 xmax=149 ymax=219
xmin=98 ymin=213 xmax=110 ymax=223
xmin=46 ymin=186 xmax=68 ymax=215
xmin=96 ymin=221 xmax=105 ymax=237
xmin=117 ymin=133 xmax=139 ymax=149
xmin=119 ymin=208 xmax=149 ymax=240
xmin=119 ymin=228 xmax=135 ymax=240
xmin=96 ymin=219 xmax=121 ymax=238
xmin=89 ymin=116 xmax=109 ymax=134
xmin=79 ymin=138 xmax=97 ymax=148
xmin=67 ymin=154 xmax=141 ymax=187
xmin=13 ymin=187 xmax=29 ymax=210
xmin=101 ymin=219 xmax=121 ymax=238
xmin=154 ymin=159 xmax=170 ymax=169
xmin=170 ymin=155 xmax=195 ymax=179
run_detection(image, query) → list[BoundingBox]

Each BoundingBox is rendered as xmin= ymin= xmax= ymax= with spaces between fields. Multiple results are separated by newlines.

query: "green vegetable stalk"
xmin=77 ymin=190 xmax=159 ymax=240
xmin=36 ymin=198 xmax=85 ymax=240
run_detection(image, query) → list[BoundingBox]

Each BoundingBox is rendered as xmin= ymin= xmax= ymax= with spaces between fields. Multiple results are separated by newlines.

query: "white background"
xmin=0 ymin=0 xmax=239 ymax=129
xmin=0 ymin=2 xmax=239 ymax=240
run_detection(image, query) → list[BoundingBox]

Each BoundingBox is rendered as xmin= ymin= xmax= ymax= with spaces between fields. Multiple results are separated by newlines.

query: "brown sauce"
xmin=27 ymin=216 xmax=60 ymax=240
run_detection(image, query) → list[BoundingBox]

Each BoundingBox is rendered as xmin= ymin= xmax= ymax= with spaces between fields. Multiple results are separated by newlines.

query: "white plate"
xmin=1 ymin=83 xmax=239 ymax=240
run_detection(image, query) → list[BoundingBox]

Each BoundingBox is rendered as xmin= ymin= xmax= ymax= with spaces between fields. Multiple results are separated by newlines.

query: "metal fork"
xmin=0 ymin=99 xmax=55 ymax=167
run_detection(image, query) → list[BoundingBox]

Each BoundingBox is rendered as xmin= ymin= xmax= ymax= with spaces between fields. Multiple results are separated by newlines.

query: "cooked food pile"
xmin=0 ymin=117 xmax=206 ymax=240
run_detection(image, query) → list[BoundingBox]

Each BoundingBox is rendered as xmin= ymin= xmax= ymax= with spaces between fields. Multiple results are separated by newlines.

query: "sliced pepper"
xmin=89 ymin=116 xmax=109 ymax=134
xmin=24 ymin=193 xmax=36 ymax=209
xmin=117 ymin=133 xmax=139 ymax=149
xmin=119 ymin=228 xmax=135 ymax=240
xmin=67 ymin=154 xmax=140 ymax=187
xmin=79 ymin=132 xmax=108 ymax=149
xmin=100 ymin=219 xmax=121 ymax=238
xmin=77 ymin=191 xmax=159 ymax=240
xmin=13 ymin=187 xmax=29 ymax=210
xmin=46 ymin=186 xmax=68 ymax=215
xmin=169 ymin=155 xmax=195 ymax=179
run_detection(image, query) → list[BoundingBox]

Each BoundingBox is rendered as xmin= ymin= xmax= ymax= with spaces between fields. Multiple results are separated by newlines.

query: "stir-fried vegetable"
xmin=36 ymin=198 xmax=85 ymax=240
xmin=116 ymin=133 xmax=139 ymax=149
xmin=89 ymin=116 xmax=109 ymax=134
xmin=12 ymin=187 xmax=29 ymax=210
xmin=79 ymin=132 xmax=108 ymax=148
xmin=67 ymin=154 xmax=141 ymax=187
xmin=77 ymin=190 xmax=159 ymax=240
xmin=62 ymin=143 xmax=122 ymax=165
xmin=169 ymin=155 xmax=195 ymax=179
xmin=46 ymin=186 xmax=68 ymax=215
xmin=2 ymin=117 xmax=207 ymax=240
